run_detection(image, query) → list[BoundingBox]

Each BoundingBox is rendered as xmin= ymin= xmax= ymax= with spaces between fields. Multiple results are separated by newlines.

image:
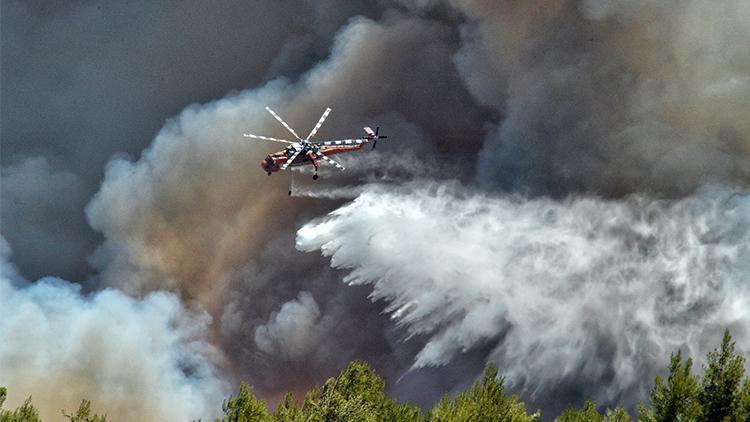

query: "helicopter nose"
xmin=261 ymin=156 xmax=275 ymax=172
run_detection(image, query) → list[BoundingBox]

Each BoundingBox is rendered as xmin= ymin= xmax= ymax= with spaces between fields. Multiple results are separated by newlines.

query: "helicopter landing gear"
xmin=313 ymin=174 xmax=319 ymax=180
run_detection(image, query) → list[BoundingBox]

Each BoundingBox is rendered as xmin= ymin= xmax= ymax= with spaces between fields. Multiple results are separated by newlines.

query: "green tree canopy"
xmin=737 ymin=380 xmax=750 ymax=422
xmin=0 ymin=387 xmax=41 ymax=422
xmin=302 ymin=360 xmax=421 ymax=422
xmin=556 ymin=401 xmax=631 ymax=422
xmin=217 ymin=383 xmax=272 ymax=422
xmin=698 ymin=329 xmax=746 ymax=422
xmin=639 ymin=349 xmax=701 ymax=422
xmin=62 ymin=399 xmax=106 ymax=422
xmin=428 ymin=364 xmax=539 ymax=422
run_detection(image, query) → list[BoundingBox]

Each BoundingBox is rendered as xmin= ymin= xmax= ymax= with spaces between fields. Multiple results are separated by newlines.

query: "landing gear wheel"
xmin=288 ymin=190 xmax=292 ymax=196
xmin=267 ymin=172 xmax=272 ymax=176
xmin=313 ymin=174 xmax=319 ymax=180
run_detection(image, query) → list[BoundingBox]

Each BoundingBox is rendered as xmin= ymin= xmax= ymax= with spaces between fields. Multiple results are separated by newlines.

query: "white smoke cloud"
xmin=297 ymin=181 xmax=750 ymax=408
xmin=0 ymin=238 xmax=228 ymax=421
xmin=254 ymin=291 xmax=332 ymax=362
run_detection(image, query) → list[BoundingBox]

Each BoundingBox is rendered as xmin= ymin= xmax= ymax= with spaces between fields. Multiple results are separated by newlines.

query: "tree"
xmin=556 ymin=401 xmax=631 ymax=422
xmin=639 ymin=349 xmax=701 ymax=422
xmin=737 ymin=380 xmax=750 ymax=422
xmin=697 ymin=329 xmax=746 ymax=422
xmin=556 ymin=401 xmax=604 ymax=422
xmin=62 ymin=399 xmax=106 ymax=422
xmin=303 ymin=360 xmax=421 ymax=422
xmin=604 ymin=407 xmax=633 ymax=422
xmin=428 ymin=364 xmax=539 ymax=422
xmin=0 ymin=388 xmax=41 ymax=422
xmin=217 ymin=384 xmax=272 ymax=422
xmin=273 ymin=392 xmax=303 ymax=422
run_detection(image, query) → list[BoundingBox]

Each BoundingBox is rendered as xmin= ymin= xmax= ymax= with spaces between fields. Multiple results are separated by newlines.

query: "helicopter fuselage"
xmin=261 ymin=143 xmax=364 ymax=174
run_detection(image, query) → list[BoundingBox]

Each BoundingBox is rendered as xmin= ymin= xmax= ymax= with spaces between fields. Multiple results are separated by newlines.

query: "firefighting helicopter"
xmin=243 ymin=107 xmax=386 ymax=194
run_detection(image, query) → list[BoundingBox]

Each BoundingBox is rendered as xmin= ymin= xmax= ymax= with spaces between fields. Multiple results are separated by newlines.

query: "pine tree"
xmin=639 ymin=349 xmax=701 ymax=422
xmin=737 ymin=379 xmax=750 ymax=422
xmin=273 ymin=392 xmax=303 ymax=422
xmin=604 ymin=407 xmax=633 ymax=422
xmin=217 ymin=383 xmax=272 ymax=422
xmin=697 ymin=330 xmax=746 ymax=422
xmin=303 ymin=360 xmax=421 ymax=422
xmin=428 ymin=364 xmax=539 ymax=422
xmin=62 ymin=399 xmax=106 ymax=422
xmin=555 ymin=401 xmax=631 ymax=422
xmin=0 ymin=388 xmax=41 ymax=422
xmin=556 ymin=401 xmax=604 ymax=422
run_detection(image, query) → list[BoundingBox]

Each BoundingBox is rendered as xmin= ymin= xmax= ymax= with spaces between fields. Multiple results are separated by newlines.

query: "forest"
xmin=2 ymin=330 xmax=749 ymax=422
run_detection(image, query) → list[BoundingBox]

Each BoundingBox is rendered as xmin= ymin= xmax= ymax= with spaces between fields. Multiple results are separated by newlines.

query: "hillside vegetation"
xmin=2 ymin=330 xmax=749 ymax=421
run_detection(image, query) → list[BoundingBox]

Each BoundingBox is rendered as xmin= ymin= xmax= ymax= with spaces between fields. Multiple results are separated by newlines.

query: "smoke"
xmin=0 ymin=238 xmax=228 ymax=421
xmin=83 ymin=10 xmax=486 ymax=404
xmin=0 ymin=0 xmax=384 ymax=282
xmin=84 ymin=11 xmax=484 ymax=296
xmin=1 ymin=158 xmax=92 ymax=280
xmin=254 ymin=292 xmax=328 ymax=361
xmin=297 ymin=182 xmax=750 ymax=412
xmin=5 ymin=0 xmax=750 ymax=418
xmin=443 ymin=0 xmax=750 ymax=195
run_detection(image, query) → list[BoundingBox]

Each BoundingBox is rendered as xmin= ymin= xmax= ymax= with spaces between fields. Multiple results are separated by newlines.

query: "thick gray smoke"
xmin=0 ymin=0 xmax=384 ymax=281
xmin=297 ymin=182 xmax=750 ymax=411
xmin=444 ymin=0 xmax=750 ymax=195
xmin=83 ymin=10 xmax=485 ymax=405
xmin=0 ymin=238 xmax=228 ymax=421
xmin=1 ymin=158 xmax=91 ymax=278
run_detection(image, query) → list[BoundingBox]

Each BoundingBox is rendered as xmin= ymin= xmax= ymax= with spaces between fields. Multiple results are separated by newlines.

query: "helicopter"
xmin=243 ymin=106 xmax=387 ymax=194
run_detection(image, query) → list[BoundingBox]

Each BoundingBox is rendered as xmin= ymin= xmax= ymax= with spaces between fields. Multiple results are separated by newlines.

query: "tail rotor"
xmin=364 ymin=126 xmax=387 ymax=149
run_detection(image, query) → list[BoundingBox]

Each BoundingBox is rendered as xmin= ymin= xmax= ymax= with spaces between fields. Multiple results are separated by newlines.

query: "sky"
xmin=1 ymin=0 xmax=750 ymax=420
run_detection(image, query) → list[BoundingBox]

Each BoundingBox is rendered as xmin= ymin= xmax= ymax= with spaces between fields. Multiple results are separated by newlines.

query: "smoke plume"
xmin=0 ymin=238 xmax=228 ymax=421
xmin=444 ymin=0 xmax=750 ymax=195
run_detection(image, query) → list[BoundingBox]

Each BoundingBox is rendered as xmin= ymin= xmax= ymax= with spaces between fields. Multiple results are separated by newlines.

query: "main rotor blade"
xmin=265 ymin=107 xmax=302 ymax=141
xmin=281 ymin=147 xmax=304 ymax=170
xmin=306 ymin=107 xmax=331 ymax=141
xmin=316 ymin=152 xmax=345 ymax=171
xmin=316 ymin=138 xmax=369 ymax=146
xmin=242 ymin=133 xmax=295 ymax=144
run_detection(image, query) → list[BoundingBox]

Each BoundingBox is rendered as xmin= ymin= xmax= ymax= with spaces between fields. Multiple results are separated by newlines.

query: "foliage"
xmin=62 ymin=399 xmax=106 ymax=422
xmin=555 ymin=401 xmax=632 ymax=422
xmin=557 ymin=401 xmax=604 ymax=422
xmin=428 ymin=364 xmax=539 ymax=422
xmin=301 ymin=360 xmax=421 ymax=422
xmin=605 ymin=407 xmax=635 ymax=422
xmin=639 ymin=350 xmax=701 ymax=422
xmin=273 ymin=392 xmax=303 ymax=422
xmin=738 ymin=380 xmax=750 ymax=422
xmin=2 ymin=330 xmax=750 ymax=421
xmin=216 ymin=384 xmax=272 ymax=422
xmin=0 ymin=387 xmax=41 ymax=422
xmin=697 ymin=329 xmax=746 ymax=422
xmin=638 ymin=329 xmax=749 ymax=422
